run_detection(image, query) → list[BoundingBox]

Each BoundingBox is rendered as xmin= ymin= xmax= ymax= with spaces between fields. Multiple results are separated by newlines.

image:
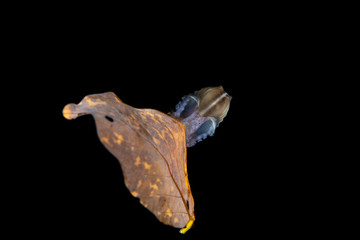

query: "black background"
xmin=45 ymin=70 xmax=313 ymax=239
xmin=7 ymin=5 xmax=334 ymax=239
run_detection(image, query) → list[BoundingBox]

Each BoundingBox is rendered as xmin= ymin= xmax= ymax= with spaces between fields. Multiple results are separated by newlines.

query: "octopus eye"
xmin=180 ymin=96 xmax=198 ymax=119
xmin=186 ymin=118 xmax=216 ymax=147
xmin=195 ymin=118 xmax=216 ymax=137
xmin=173 ymin=95 xmax=198 ymax=120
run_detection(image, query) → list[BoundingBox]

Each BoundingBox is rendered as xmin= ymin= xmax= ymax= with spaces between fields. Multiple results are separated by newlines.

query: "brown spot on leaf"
xmin=84 ymin=96 xmax=107 ymax=106
xmin=113 ymin=132 xmax=124 ymax=145
xmin=100 ymin=137 xmax=110 ymax=144
xmin=143 ymin=162 xmax=151 ymax=170
xmin=165 ymin=208 xmax=172 ymax=217
xmin=131 ymin=191 xmax=139 ymax=197
xmin=149 ymin=183 xmax=159 ymax=191
xmin=135 ymin=156 xmax=141 ymax=166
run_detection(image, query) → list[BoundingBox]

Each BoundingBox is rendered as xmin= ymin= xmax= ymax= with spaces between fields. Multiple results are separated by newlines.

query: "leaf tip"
xmin=179 ymin=219 xmax=194 ymax=234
